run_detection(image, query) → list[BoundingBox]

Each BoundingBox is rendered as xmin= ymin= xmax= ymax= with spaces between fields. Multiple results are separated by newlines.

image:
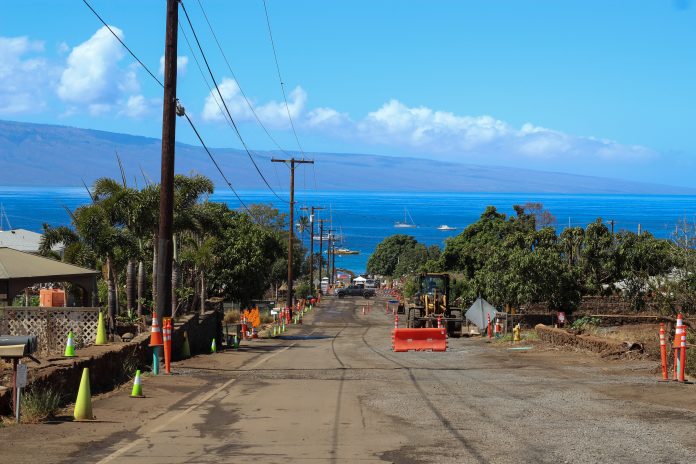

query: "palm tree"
xmin=180 ymin=201 xmax=223 ymax=315
xmin=171 ymin=175 xmax=214 ymax=317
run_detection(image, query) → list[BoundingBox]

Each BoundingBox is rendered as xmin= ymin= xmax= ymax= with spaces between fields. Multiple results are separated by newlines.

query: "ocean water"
xmin=2 ymin=187 xmax=696 ymax=273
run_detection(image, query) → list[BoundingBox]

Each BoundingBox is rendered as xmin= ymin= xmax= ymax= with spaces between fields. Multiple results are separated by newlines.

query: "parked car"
xmin=334 ymin=284 xmax=375 ymax=299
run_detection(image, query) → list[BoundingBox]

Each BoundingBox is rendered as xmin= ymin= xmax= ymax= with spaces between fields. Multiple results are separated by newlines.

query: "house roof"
xmin=0 ymin=229 xmax=46 ymax=252
xmin=0 ymin=247 xmax=98 ymax=280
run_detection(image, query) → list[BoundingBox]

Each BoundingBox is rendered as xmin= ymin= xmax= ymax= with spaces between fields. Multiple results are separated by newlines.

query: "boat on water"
xmin=437 ymin=225 xmax=457 ymax=231
xmin=394 ymin=208 xmax=416 ymax=228
xmin=334 ymin=247 xmax=360 ymax=255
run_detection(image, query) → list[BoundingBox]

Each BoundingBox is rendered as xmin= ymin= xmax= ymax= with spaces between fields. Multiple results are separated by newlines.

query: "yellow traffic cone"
xmin=130 ymin=369 xmax=144 ymax=398
xmin=181 ymin=331 xmax=191 ymax=358
xmin=95 ymin=311 xmax=107 ymax=345
xmin=73 ymin=367 xmax=94 ymax=421
xmin=64 ymin=331 xmax=76 ymax=357
xmin=211 ymin=338 xmax=217 ymax=353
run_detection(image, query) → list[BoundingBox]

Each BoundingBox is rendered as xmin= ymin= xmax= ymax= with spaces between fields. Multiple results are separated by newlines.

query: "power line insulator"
xmin=175 ymin=99 xmax=186 ymax=116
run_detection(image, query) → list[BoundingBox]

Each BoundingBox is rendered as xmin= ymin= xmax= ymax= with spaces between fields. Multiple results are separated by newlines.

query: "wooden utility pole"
xmin=318 ymin=219 xmax=327 ymax=286
xmin=155 ymin=0 xmax=179 ymax=328
xmin=327 ymin=229 xmax=334 ymax=285
xmin=301 ymin=206 xmax=324 ymax=295
xmin=271 ymin=158 xmax=314 ymax=316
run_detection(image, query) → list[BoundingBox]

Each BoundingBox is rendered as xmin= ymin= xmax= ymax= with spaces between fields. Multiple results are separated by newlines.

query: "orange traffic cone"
xmin=149 ymin=311 xmax=164 ymax=347
xmin=163 ymin=318 xmax=172 ymax=374
xmin=659 ymin=324 xmax=668 ymax=381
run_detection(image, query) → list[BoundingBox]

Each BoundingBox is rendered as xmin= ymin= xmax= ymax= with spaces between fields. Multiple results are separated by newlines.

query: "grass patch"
xmin=21 ymin=387 xmax=63 ymax=423
xmin=523 ymin=331 xmax=539 ymax=341
xmin=570 ymin=316 xmax=602 ymax=334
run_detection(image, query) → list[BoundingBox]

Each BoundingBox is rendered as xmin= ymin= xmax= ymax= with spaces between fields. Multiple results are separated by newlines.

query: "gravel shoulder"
xmin=1 ymin=297 xmax=695 ymax=463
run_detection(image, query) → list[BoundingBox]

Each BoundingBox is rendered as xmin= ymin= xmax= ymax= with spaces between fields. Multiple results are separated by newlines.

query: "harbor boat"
xmin=334 ymin=247 xmax=359 ymax=255
xmin=437 ymin=225 xmax=457 ymax=231
xmin=394 ymin=208 xmax=416 ymax=228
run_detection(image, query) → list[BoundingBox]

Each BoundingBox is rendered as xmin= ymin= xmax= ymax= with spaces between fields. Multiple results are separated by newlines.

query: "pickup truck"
xmin=335 ymin=285 xmax=375 ymax=299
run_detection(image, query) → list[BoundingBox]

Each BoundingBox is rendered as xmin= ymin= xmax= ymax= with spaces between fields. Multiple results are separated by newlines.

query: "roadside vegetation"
xmin=369 ymin=202 xmax=695 ymax=316
xmin=36 ymin=173 xmax=310 ymax=332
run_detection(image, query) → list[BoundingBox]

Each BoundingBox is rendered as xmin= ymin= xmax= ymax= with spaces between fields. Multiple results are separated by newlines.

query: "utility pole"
xmin=326 ymin=230 xmax=333 ymax=285
xmin=331 ymin=235 xmax=337 ymax=286
xmin=318 ymin=219 xmax=328 ymax=286
xmin=271 ymin=157 xmax=314 ymax=316
xmin=155 ymin=0 xmax=179 ymax=329
xmin=301 ymin=206 xmax=324 ymax=296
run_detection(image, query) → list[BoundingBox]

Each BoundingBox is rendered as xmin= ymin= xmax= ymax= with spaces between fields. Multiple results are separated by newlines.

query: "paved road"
xmin=3 ymin=297 xmax=696 ymax=463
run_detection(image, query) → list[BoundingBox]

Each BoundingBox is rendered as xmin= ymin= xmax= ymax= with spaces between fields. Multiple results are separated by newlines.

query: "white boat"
xmin=334 ymin=247 xmax=359 ymax=255
xmin=437 ymin=225 xmax=457 ymax=231
xmin=394 ymin=208 xmax=416 ymax=228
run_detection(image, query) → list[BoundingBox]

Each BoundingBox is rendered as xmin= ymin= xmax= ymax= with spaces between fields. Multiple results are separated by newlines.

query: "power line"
xmin=82 ymin=0 xmax=164 ymax=88
xmin=80 ymin=0 xmax=255 ymax=219
xmin=181 ymin=111 xmax=253 ymax=216
xmin=261 ymin=0 xmax=305 ymax=155
xmin=179 ymin=0 xmax=288 ymax=204
xmin=195 ymin=0 xmax=292 ymax=156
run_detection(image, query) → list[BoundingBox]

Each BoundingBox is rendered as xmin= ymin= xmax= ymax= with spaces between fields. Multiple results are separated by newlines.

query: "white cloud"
xmin=201 ymin=77 xmax=307 ymax=129
xmin=198 ymin=80 xmax=655 ymax=163
xmin=309 ymin=99 xmax=656 ymax=162
xmin=158 ymin=55 xmax=188 ymax=76
xmin=57 ymin=26 xmax=145 ymax=118
xmin=0 ymin=36 xmax=54 ymax=115
xmin=118 ymin=94 xmax=160 ymax=118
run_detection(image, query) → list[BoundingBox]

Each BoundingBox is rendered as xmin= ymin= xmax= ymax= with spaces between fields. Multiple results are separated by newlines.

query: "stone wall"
xmin=0 ymin=310 xmax=221 ymax=415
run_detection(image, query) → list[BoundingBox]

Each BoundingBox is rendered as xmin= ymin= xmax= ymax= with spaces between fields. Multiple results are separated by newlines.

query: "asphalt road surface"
xmin=3 ymin=297 xmax=696 ymax=463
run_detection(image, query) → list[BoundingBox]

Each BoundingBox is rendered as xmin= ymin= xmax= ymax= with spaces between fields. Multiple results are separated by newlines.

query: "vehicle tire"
xmin=363 ymin=292 xmax=371 ymax=299
xmin=408 ymin=307 xmax=416 ymax=328
xmin=337 ymin=293 xmax=345 ymax=299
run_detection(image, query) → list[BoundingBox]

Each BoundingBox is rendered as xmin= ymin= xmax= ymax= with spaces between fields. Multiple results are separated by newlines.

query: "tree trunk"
xmin=200 ymin=270 xmax=206 ymax=315
xmin=137 ymin=260 xmax=145 ymax=317
xmin=152 ymin=234 xmax=158 ymax=314
xmin=171 ymin=234 xmax=179 ymax=318
xmin=171 ymin=260 xmax=180 ymax=318
xmin=126 ymin=259 xmax=136 ymax=317
xmin=107 ymin=256 xmax=117 ymax=338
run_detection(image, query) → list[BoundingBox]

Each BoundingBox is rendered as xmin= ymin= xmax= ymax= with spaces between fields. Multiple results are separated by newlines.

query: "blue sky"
xmin=1 ymin=1 xmax=695 ymax=187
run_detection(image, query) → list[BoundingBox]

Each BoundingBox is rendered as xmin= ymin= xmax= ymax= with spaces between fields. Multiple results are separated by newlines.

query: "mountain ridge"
xmin=0 ymin=119 xmax=692 ymax=194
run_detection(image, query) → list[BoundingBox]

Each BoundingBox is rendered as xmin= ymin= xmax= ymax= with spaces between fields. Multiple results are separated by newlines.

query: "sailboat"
xmin=394 ymin=208 xmax=416 ymax=228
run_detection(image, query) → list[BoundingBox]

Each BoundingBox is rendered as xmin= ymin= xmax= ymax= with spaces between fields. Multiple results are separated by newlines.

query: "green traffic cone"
xmin=95 ymin=312 xmax=107 ymax=345
xmin=64 ymin=331 xmax=76 ymax=357
xmin=130 ymin=369 xmax=144 ymax=397
xmin=73 ymin=368 xmax=94 ymax=421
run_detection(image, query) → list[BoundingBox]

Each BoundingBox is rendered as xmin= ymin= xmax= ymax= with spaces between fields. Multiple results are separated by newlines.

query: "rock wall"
xmin=0 ymin=310 xmax=221 ymax=415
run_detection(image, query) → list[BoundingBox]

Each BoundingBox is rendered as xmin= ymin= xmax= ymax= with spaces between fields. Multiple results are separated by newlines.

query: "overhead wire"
xmin=195 ymin=0 xmax=292 ymax=156
xmin=179 ymin=0 xmax=288 ymax=204
xmin=261 ymin=0 xmax=304 ymax=155
xmin=81 ymin=0 xmax=164 ymax=88
xmin=81 ymin=0 xmax=255 ymax=217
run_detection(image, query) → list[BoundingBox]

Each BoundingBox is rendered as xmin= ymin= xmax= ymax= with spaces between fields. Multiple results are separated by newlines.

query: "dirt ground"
xmin=2 ymin=298 xmax=696 ymax=463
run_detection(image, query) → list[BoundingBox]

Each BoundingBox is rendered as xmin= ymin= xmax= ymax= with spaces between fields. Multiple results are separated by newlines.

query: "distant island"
xmin=0 ymin=119 xmax=692 ymax=194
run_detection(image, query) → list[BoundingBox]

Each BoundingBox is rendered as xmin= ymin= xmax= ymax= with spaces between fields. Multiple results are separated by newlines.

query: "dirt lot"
xmin=2 ymin=298 xmax=696 ymax=463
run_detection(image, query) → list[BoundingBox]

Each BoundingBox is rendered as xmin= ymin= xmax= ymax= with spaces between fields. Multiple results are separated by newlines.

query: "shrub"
xmin=571 ymin=316 xmax=601 ymax=331
xmin=224 ymin=309 xmax=241 ymax=324
xmin=21 ymin=387 xmax=63 ymax=423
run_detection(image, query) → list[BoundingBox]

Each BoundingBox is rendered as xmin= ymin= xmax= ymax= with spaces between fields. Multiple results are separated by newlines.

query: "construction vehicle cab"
xmin=406 ymin=273 xmax=463 ymax=336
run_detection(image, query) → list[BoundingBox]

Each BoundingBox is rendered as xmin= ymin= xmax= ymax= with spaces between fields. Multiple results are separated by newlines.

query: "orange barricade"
xmin=392 ymin=328 xmax=447 ymax=352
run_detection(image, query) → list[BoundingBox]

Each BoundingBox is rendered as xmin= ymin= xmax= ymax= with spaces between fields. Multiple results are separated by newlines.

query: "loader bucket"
xmin=392 ymin=328 xmax=447 ymax=352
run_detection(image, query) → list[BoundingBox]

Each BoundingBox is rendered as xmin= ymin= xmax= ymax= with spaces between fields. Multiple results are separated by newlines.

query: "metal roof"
xmin=0 ymin=247 xmax=98 ymax=280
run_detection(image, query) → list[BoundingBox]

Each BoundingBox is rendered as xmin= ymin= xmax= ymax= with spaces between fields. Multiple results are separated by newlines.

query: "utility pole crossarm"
xmin=271 ymin=157 xmax=315 ymax=317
